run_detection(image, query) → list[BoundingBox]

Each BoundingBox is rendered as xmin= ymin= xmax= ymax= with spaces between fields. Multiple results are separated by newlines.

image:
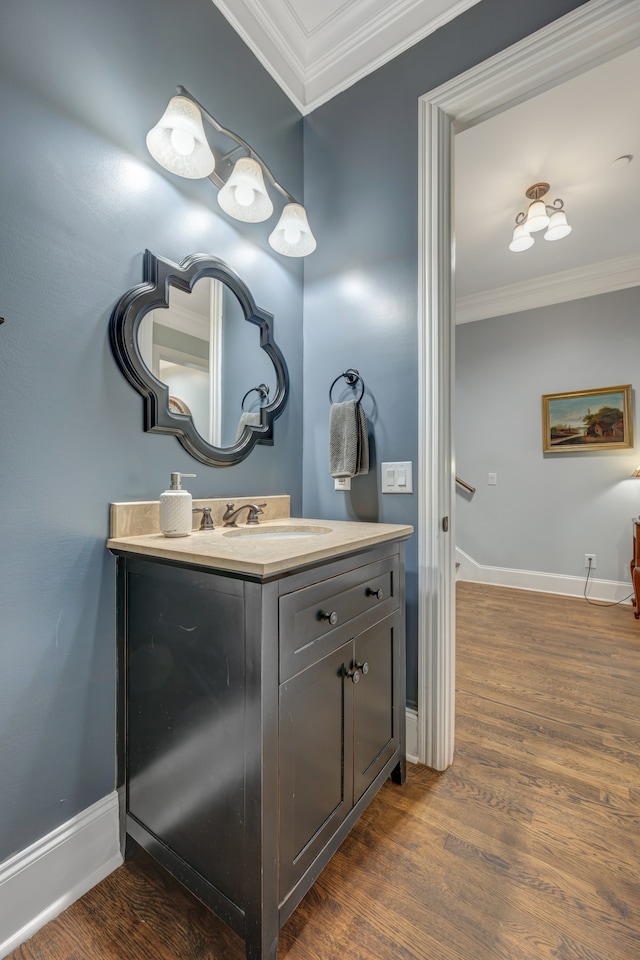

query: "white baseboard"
xmin=0 ymin=793 xmax=122 ymax=959
xmin=455 ymin=547 xmax=632 ymax=604
xmin=405 ymin=707 xmax=419 ymax=764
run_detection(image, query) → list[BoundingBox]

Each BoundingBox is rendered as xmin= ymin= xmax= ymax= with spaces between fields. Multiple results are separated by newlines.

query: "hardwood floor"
xmin=9 ymin=582 xmax=640 ymax=960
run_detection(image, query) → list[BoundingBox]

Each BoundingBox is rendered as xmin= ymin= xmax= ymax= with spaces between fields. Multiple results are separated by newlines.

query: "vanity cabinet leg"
xmin=391 ymin=755 xmax=407 ymax=784
xmin=244 ymin=912 xmax=279 ymax=960
xmin=245 ymin=935 xmax=278 ymax=960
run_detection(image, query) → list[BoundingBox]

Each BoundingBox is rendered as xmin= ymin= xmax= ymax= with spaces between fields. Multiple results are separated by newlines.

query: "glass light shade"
xmin=268 ymin=203 xmax=316 ymax=257
xmin=217 ymin=157 xmax=274 ymax=223
xmin=509 ymin=223 xmax=535 ymax=252
xmin=544 ymin=209 xmax=572 ymax=241
xmin=146 ymin=96 xmax=215 ymax=179
xmin=524 ymin=199 xmax=549 ymax=233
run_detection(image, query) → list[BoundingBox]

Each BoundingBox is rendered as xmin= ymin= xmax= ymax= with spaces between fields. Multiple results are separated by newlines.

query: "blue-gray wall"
xmin=301 ymin=0 xmax=588 ymax=708
xmin=456 ymin=288 xmax=640 ymax=581
xmin=0 ymin=0 xmax=303 ymax=862
xmin=1 ymin=0 xmax=591 ymax=867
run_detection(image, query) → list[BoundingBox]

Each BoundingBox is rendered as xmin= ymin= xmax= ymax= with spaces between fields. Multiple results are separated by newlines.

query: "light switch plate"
xmin=381 ymin=461 xmax=413 ymax=493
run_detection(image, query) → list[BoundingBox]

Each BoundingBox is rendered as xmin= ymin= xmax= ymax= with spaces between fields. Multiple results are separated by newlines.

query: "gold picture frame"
xmin=542 ymin=384 xmax=633 ymax=453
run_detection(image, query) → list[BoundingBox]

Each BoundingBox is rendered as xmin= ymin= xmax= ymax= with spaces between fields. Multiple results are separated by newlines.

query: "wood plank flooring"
xmin=9 ymin=582 xmax=640 ymax=960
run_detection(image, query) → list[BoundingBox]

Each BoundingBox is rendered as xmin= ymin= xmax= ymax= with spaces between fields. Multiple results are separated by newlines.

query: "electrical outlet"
xmin=334 ymin=477 xmax=351 ymax=491
xmin=585 ymin=553 xmax=596 ymax=569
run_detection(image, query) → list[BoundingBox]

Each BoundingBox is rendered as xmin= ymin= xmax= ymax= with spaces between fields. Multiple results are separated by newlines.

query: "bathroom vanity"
xmin=108 ymin=500 xmax=412 ymax=960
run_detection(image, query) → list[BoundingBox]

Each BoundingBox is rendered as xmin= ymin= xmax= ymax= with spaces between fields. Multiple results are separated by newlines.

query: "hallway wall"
xmin=455 ymin=287 xmax=640 ymax=582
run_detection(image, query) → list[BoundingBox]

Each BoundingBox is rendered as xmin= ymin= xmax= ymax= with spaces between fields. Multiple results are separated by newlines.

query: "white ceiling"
xmin=211 ymin=0 xmax=482 ymax=113
xmin=455 ymin=45 xmax=640 ymax=319
xmin=211 ymin=0 xmax=640 ymax=317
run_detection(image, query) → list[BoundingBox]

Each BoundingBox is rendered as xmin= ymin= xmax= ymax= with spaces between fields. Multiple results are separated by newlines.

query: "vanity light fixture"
xmin=146 ymin=96 xmax=215 ymax=179
xmin=217 ymin=157 xmax=273 ymax=223
xmin=146 ymin=86 xmax=316 ymax=257
xmin=509 ymin=182 xmax=572 ymax=253
xmin=268 ymin=202 xmax=316 ymax=258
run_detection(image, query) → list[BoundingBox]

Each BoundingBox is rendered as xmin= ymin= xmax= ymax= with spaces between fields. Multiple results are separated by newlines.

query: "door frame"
xmin=416 ymin=0 xmax=640 ymax=769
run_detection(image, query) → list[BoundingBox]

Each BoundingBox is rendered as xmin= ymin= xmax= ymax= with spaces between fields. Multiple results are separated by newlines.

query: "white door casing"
xmin=416 ymin=0 xmax=640 ymax=769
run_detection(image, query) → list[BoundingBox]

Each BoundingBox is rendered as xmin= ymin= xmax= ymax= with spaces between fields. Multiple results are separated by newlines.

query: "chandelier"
xmin=509 ymin=182 xmax=572 ymax=253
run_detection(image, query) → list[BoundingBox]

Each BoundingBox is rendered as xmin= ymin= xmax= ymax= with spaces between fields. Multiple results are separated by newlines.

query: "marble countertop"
xmin=107 ymin=515 xmax=414 ymax=578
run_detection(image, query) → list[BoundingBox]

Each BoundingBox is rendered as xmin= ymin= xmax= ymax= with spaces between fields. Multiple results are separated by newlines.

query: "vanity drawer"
xmin=279 ymin=555 xmax=398 ymax=681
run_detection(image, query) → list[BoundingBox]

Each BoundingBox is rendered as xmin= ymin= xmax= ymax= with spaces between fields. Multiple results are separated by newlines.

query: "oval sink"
xmin=223 ymin=524 xmax=333 ymax=541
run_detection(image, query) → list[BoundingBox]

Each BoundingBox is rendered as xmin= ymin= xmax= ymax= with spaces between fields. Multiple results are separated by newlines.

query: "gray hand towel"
xmin=329 ymin=400 xmax=369 ymax=478
xmin=236 ymin=411 xmax=261 ymax=441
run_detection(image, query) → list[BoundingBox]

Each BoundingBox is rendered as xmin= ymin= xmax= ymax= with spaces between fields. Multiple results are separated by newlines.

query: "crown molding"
xmin=302 ymin=0 xmax=482 ymax=112
xmin=455 ymin=253 xmax=640 ymax=324
xmin=212 ymin=0 xmax=482 ymax=114
xmin=212 ymin=0 xmax=640 ymax=114
xmin=212 ymin=1 xmax=307 ymax=112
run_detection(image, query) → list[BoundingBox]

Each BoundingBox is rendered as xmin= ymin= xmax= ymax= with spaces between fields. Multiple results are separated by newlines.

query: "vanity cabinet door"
xmin=278 ymin=640 xmax=354 ymax=901
xmin=353 ymin=611 xmax=401 ymax=803
xmin=278 ymin=610 xmax=401 ymax=900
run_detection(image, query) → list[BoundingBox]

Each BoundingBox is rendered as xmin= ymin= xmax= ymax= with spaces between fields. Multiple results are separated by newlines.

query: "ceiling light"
xmin=508 ymin=223 xmax=534 ymax=253
xmin=544 ymin=209 xmax=572 ymax=242
xmin=146 ymin=86 xmax=316 ymax=257
xmin=509 ymin=182 xmax=572 ymax=252
xmin=524 ymin=198 xmax=549 ymax=233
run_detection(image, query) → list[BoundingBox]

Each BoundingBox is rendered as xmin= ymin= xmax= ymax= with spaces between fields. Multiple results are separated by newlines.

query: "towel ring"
xmin=241 ymin=383 xmax=269 ymax=411
xmin=329 ymin=368 xmax=365 ymax=404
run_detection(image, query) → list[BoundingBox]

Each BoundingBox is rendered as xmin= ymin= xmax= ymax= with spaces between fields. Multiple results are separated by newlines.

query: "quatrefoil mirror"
xmin=110 ymin=251 xmax=289 ymax=466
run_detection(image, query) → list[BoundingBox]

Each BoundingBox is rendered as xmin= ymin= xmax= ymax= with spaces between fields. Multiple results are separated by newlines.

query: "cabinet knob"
xmin=319 ymin=610 xmax=338 ymax=626
xmin=355 ymin=661 xmax=369 ymax=675
xmin=344 ymin=666 xmax=361 ymax=684
xmin=367 ymin=587 xmax=384 ymax=600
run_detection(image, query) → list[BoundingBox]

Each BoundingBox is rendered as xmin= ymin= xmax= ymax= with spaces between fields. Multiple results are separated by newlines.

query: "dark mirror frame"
xmin=110 ymin=251 xmax=289 ymax=467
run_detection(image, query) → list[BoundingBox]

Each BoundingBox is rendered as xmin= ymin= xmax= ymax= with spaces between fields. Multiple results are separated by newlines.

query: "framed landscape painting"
xmin=542 ymin=384 xmax=633 ymax=453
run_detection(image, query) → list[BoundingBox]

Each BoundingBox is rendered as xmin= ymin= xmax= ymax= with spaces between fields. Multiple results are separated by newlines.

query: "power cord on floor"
xmin=583 ymin=556 xmax=634 ymax=607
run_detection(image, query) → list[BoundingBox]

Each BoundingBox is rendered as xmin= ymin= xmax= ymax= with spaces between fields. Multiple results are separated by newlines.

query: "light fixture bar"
xmin=147 ymin=86 xmax=316 ymax=256
xmin=176 ymin=85 xmax=298 ymax=205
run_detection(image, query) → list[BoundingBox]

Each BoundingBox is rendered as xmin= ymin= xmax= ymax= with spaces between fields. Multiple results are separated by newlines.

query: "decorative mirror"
xmin=110 ymin=251 xmax=289 ymax=466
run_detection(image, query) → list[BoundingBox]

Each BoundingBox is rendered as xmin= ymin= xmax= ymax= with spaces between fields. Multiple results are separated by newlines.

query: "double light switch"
xmin=381 ymin=461 xmax=413 ymax=494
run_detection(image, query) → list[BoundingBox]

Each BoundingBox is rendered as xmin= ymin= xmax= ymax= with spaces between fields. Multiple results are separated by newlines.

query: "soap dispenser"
xmin=159 ymin=472 xmax=196 ymax=537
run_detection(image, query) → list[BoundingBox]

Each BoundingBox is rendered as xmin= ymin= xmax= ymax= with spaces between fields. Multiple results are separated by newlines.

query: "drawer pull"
xmin=319 ymin=610 xmax=338 ymax=626
xmin=355 ymin=660 xmax=369 ymax=675
xmin=344 ymin=666 xmax=361 ymax=684
xmin=367 ymin=587 xmax=384 ymax=600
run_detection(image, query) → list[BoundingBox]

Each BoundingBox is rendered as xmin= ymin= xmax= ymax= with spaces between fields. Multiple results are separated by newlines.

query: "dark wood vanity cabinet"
xmin=278 ymin=611 xmax=401 ymax=902
xmin=113 ymin=540 xmax=407 ymax=960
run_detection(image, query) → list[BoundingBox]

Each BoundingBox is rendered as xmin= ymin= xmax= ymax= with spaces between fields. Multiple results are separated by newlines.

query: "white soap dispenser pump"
xmin=159 ymin=472 xmax=196 ymax=537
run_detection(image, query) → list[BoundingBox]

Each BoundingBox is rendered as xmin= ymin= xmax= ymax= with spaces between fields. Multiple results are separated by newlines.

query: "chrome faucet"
xmin=192 ymin=506 xmax=214 ymax=530
xmin=222 ymin=502 xmax=266 ymax=527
